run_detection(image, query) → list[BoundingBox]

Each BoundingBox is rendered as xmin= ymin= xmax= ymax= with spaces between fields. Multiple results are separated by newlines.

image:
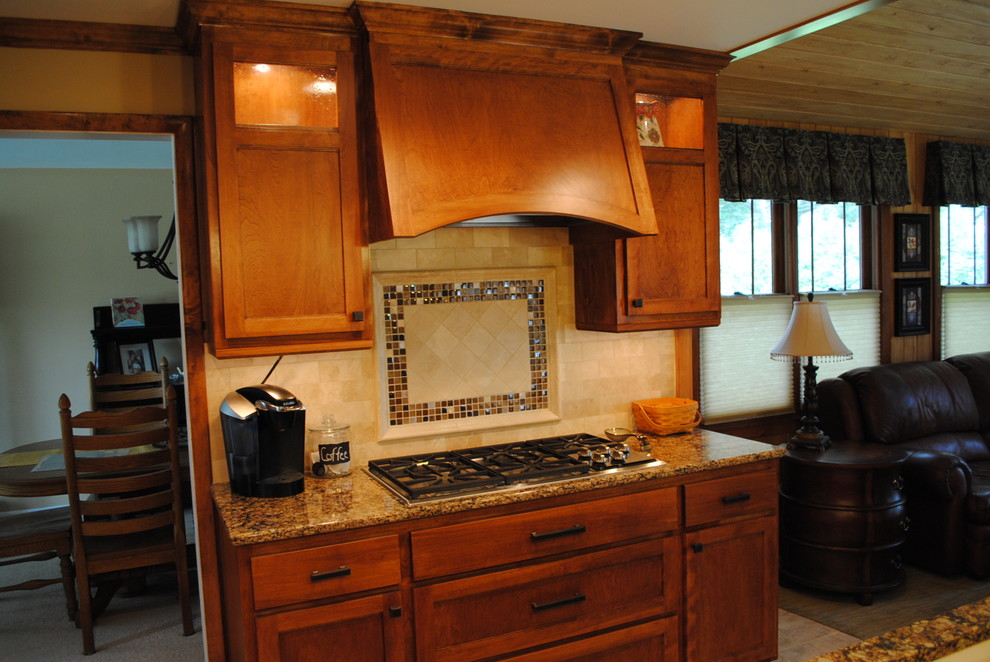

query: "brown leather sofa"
xmin=817 ymin=351 xmax=990 ymax=578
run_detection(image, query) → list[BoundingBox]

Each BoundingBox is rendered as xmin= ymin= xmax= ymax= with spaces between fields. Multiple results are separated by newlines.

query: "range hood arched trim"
xmin=357 ymin=5 xmax=658 ymax=242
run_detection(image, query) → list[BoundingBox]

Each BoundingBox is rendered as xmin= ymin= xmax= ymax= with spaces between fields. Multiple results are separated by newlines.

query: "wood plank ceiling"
xmin=716 ymin=0 xmax=990 ymax=142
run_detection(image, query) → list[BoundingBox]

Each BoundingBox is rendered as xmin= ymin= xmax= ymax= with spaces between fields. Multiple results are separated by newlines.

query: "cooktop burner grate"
xmin=367 ymin=433 xmax=661 ymax=502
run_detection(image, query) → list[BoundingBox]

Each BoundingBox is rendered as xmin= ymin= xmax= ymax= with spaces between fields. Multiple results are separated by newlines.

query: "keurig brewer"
xmin=220 ymin=384 xmax=305 ymax=498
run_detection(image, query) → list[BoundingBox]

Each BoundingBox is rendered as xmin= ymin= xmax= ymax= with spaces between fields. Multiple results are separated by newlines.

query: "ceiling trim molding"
xmin=730 ymin=0 xmax=894 ymax=60
xmin=0 ymin=17 xmax=185 ymax=55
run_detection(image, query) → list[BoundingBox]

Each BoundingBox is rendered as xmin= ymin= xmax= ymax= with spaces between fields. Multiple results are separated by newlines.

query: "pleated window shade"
xmin=700 ymin=291 xmax=880 ymax=423
xmin=700 ymin=295 xmax=794 ymax=423
xmin=942 ymin=288 xmax=990 ymax=358
xmin=812 ymin=291 xmax=880 ymax=382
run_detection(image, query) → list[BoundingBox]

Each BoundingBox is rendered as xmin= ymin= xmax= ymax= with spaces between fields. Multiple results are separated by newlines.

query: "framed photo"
xmin=894 ymin=213 xmax=930 ymax=272
xmin=119 ymin=342 xmax=155 ymax=375
xmin=894 ymin=278 xmax=931 ymax=336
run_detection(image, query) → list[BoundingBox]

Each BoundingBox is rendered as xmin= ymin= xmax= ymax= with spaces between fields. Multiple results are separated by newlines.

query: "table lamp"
xmin=771 ymin=293 xmax=852 ymax=451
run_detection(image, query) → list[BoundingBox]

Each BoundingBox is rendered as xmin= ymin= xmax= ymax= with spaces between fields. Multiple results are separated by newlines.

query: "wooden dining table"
xmin=0 ymin=438 xmax=69 ymax=497
xmin=0 ymin=438 xmax=191 ymax=498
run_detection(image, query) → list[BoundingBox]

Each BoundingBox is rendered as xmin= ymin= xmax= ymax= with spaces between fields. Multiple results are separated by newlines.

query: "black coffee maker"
xmin=220 ymin=384 xmax=305 ymax=498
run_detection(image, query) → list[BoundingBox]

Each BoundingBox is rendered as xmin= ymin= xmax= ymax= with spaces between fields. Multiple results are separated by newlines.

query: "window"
xmin=719 ymin=199 xmax=773 ymax=295
xmin=797 ymin=201 xmax=862 ymax=292
xmin=940 ymin=205 xmax=987 ymax=286
xmin=701 ymin=199 xmax=879 ymax=423
xmin=940 ymin=204 xmax=990 ymax=358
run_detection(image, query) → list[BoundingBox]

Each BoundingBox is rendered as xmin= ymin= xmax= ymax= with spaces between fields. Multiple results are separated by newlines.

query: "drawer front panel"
xmin=411 ymin=488 xmax=678 ymax=580
xmin=684 ymin=468 xmax=777 ymax=527
xmin=781 ymin=497 xmax=908 ymax=547
xmin=780 ymin=538 xmax=904 ymax=591
xmin=251 ymin=534 xmax=401 ymax=610
xmin=781 ymin=463 xmax=903 ymax=508
xmin=415 ymin=538 xmax=679 ymax=662
xmin=500 ymin=616 xmax=678 ymax=662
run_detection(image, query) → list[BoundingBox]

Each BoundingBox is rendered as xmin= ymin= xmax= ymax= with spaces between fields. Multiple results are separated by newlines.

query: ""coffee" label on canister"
xmin=319 ymin=443 xmax=350 ymax=464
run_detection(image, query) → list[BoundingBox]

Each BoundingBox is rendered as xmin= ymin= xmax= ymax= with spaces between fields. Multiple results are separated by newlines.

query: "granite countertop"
xmin=213 ymin=428 xmax=785 ymax=546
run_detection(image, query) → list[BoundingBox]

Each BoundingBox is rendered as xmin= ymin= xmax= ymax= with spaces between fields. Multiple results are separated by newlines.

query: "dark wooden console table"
xmin=780 ymin=443 xmax=909 ymax=605
xmin=91 ymin=303 xmax=181 ymax=375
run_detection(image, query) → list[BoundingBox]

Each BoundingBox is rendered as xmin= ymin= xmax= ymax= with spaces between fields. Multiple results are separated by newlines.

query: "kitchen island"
xmin=213 ymin=429 xmax=784 ymax=662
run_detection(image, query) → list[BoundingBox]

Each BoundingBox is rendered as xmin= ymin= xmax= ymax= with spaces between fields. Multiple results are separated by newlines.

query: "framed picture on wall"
xmin=894 ymin=278 xmax=931 ymax=336
xmin=893 ymin=213 xmax=930 ymax=272
xmin=119 ymin=342 xmax=155 ymax=375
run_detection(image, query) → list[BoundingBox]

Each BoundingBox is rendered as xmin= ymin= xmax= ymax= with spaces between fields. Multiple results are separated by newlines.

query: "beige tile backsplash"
xmin=204 ymin=226 xmax=676 ymax=481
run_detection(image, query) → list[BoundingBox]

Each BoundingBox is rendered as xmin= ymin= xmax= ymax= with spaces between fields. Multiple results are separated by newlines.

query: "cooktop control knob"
xmin=590 ymin=449 xmax=609 ymax=469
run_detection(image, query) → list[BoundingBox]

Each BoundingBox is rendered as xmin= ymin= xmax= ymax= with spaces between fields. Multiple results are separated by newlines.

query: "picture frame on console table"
xmin=894 ymin=278 xmax=931 ymax=337
xmin=119 ymin=342 xmax=155 ymax=374
xmin=893 ymin=213 xmax=930 ymax=272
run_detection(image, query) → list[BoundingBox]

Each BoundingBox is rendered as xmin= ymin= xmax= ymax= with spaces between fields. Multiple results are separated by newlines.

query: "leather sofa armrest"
xmin=902 ymin=449 xmax=972 ymax=500
xmin=818 ymin=377 xmax=864 ymax=442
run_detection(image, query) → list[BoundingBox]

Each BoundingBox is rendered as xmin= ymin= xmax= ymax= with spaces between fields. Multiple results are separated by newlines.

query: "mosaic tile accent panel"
xmin=378 ymin=273 xmax=553 ymax=432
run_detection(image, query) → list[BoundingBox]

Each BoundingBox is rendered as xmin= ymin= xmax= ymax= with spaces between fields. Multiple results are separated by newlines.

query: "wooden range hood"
xmin=351 ymin=2 xmax=659 ymax=242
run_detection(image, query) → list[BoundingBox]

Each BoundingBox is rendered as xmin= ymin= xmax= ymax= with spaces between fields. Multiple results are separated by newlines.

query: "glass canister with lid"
xmin=305 ymin=414 xmax=352 ymax=478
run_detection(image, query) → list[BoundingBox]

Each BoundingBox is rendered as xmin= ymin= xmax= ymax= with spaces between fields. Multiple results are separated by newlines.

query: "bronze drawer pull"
xmin=531 ymin=593 xmax=586 ymax=612
xmin=721 ymin=493 xmax=751 ymax=505
xmin=310 ymin=566 xmax=351 ymax=582
xmin=530 ymin=524 xmax=586 ymax=541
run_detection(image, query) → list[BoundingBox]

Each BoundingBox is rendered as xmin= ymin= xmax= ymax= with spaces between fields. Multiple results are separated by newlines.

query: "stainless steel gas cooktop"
xmin=367 ymin=433 xmax=664 ymax=503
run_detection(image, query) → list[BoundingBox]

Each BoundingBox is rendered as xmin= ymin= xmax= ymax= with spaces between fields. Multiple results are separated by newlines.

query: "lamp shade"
xmin=770 ymin=299 xmax=852 ymax=361
xmin=123 ymin=215 xmax=162 ymax=254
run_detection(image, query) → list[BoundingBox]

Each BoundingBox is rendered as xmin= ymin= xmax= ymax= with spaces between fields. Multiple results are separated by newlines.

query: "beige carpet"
xmin=780 ymin=566 xmax=990 ymax=641
xmin=0 ymin=557 xmax=203 ymax=660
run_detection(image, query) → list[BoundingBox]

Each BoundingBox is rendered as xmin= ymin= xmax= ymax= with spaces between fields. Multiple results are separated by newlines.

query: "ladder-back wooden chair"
xmin=87 ymin=358 xmax=169 ymax=413
xmin=0 ymin=505 xmax=77 ymax=620
xmin=58 ymin=387 xmax=194 ymax=655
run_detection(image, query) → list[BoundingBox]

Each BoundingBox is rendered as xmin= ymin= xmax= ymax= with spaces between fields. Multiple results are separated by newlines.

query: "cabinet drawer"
xmin=415 ymin=538 xmax=679 ymax=662
xmin=411 ymin=488 xmax=678 ymax=580
xmin=781 ymin=497 xmax=908 ymax=548
xmin=500 ymin=616 xmax=678 ymax=662
xmin=251 ymin=535 xmax=400 ymax=610
xmin=684 ymin=468 xmax=777 ymax=528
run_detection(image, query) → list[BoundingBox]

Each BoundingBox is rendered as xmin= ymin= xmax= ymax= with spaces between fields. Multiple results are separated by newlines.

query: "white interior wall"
xmin=0 ymin=166 xmax=179 ymax=508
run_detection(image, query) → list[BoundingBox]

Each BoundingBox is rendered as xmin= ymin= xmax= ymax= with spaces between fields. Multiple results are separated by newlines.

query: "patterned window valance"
xmin=718 ymin=123 xmax=911 ymax=206
xmin=923 ymin=141 xmax=990 ymax=207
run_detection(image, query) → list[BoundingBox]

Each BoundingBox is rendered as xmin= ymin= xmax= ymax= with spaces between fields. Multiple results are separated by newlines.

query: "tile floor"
xmin=778 ymin=594 xmax=990 ymax=662
xmin=776 ymin=609 xmax=860 ymax=661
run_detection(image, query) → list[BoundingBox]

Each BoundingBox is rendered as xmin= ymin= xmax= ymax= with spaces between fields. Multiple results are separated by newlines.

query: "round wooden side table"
xmin=780 ymin=442 xmax=910 ymax=605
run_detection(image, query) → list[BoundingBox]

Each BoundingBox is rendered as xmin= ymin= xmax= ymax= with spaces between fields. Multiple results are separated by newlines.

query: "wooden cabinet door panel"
xmin=415 ymin=538 xmax=679 ymax=662
xmin=684 ymin=517 xmax=777 ymax=662
xmin=220 ymin=143 xmax=363 ymax=338
xmin=626 ymin=160 xmax=717 ymax=317
xmin=204 ymin=35 xmax=370 ymax=355
xmin=256 ymin=593 xmax=405 ymax=662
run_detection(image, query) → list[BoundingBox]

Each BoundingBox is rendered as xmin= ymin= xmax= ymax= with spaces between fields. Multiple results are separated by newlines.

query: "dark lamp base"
xmin=787 ymin=430 xmax=832 ymax=452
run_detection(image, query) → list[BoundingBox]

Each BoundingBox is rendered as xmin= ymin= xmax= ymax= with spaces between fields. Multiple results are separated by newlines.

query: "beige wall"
xmin=204 ymin=227 xmax=677 ymax=481
xmin=0 ymin=47 xmax=194 ymax=116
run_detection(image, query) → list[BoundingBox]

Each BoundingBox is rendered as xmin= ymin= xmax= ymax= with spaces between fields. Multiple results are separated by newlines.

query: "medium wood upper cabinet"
xmin=571 ymin=45 xmax=730 ymax=332
xmin=195 ymin=18 xmax=371 ymax=358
